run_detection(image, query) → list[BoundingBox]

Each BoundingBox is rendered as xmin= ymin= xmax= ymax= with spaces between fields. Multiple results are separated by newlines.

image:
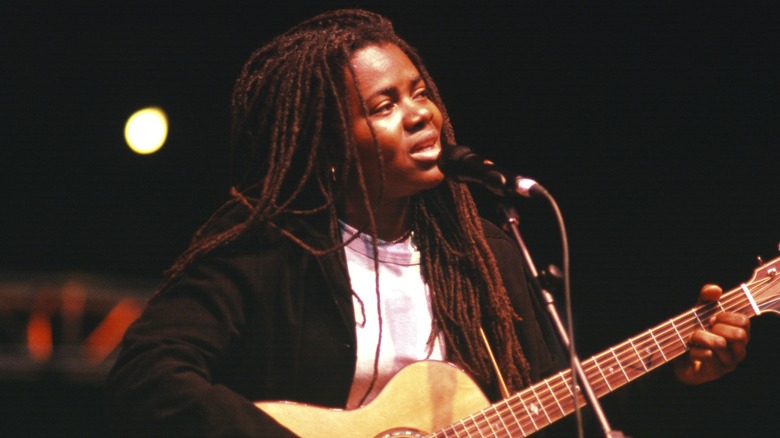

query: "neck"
xmin=341 ymin=195 xmax=411 ymax=242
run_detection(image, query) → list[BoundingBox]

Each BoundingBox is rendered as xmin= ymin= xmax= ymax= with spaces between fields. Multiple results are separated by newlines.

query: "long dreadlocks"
xmin=162 ymin=9 xmax=533 ymax=394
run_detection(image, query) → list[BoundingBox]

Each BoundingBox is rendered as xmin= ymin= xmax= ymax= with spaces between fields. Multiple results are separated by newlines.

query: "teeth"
xmin=411 ymin=144 xmax=440 ymax=160
xmin=414 ymin=142 xmax=436 ymax=152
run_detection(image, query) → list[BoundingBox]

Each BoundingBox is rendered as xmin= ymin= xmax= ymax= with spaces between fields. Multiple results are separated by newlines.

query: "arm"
xmin=105 ymin=249 xmax=297 ymax=437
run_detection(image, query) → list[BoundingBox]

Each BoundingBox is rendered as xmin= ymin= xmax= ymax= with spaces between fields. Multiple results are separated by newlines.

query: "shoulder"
xmin=479 ymin=218 xmax=521 ymax=261
xmin=203 ymin=200 xmax=335 ymax=251
xmin=480 ymin=218 xmax=509 ymax=241
xmin=173 ymin=202 xmax=342 ymax=284
xmin=160 ymin=204 xmax=291 ymax=296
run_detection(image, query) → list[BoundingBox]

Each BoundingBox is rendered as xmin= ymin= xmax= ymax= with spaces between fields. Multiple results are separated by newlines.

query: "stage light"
xmin=124 ymin=107 xmax=168 ymax=154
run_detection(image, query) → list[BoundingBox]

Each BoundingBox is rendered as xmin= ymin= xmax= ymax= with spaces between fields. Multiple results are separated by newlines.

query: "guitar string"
xmin=488 ymin=271 xmax=777 ymax=436
xmin=495 ymin=298 xmax=742 ymax=433
xmin=540 ymin=296 xmax=751 ymax=434
xmin=440 ymin=290 xmax=752 ymax=437
xmin=576 ymin=280 xmax=760 ymax=393
xmin=602 ymin=277 xmax=767 ymax=378
xmin=436 ymin=277 xmax=774 ymax=437
xmin=497 ymin=296 xmax=752 ymax=435
xmin=524 ymin=276 xmax=772 ymax=434
xmin=438 ymin=278 xmax=773 ymax=437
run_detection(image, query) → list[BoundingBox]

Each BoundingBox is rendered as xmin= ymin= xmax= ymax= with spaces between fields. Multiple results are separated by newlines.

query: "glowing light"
xmin=124 ymin=107 xmax=168 ymax=154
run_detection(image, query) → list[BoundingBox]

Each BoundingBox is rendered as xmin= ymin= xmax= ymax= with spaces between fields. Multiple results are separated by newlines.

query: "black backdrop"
xmin=2 ymin=1 xmax=778 ymax=436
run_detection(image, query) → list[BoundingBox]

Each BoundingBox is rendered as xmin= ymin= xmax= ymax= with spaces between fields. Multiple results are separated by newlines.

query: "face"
xmin=344 ymin=43 xmax=444 ymax=203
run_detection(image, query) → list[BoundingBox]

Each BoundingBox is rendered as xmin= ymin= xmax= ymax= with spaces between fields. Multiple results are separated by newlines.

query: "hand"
xmin=673 ymin=284 xmax=750 ymax=385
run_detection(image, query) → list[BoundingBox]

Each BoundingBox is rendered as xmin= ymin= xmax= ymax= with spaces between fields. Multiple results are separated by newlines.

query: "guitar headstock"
xmin=747 ymin=255 xmax=780 ymax=316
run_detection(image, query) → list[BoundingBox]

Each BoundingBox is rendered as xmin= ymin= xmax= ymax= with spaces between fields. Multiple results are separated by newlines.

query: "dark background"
xmin=2 ymin=1 xmax=778 ymax=436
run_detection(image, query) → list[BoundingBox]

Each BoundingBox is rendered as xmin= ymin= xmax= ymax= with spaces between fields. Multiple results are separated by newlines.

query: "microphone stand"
xmin=499 ymin=201 xmax=625 ymax=438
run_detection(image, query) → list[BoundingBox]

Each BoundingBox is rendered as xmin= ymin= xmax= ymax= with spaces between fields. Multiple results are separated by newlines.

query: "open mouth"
xmin=409 ymin=136 xmax=441 ymax=162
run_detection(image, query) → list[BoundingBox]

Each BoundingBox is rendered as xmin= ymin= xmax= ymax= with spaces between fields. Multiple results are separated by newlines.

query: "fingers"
xmin=712 ymin=313 xmax=750 ymax=364
xmin=688 ymin=331 xmax=728 ymax=372
xmin=695 ymin=285 xmax=750 ymax=366
xmin=689 ymin=329 xmax=726 ymax=350
xmin=697 ymin=284 xmax=723 ymax=304
xmin=676 ymin=284 xmax=751 ymax=385
xmin=712 ymin=312 xmax=751 ymax=338
xmin=688 ymin=312 xmax=750 ymax=372
xmin=690 ymin=314 xmax=750 ymax=350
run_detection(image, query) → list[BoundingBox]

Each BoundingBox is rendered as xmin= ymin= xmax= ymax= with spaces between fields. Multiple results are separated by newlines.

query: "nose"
xmin=403 ymin=98 xmax=433 ymax=132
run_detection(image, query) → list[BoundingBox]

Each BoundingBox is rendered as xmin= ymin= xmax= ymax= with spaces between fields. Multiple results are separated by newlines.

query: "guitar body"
xmin=255 ymin=361 xmax=490 ymax=438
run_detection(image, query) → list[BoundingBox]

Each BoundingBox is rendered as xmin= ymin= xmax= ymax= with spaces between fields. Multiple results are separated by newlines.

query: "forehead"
xmin=347 ymin=43 xmax=420 ymax=93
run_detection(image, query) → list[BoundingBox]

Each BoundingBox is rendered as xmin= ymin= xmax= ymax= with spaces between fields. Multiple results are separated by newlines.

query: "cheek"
xmin=351 ymin=119 xmax=374 ymax=150
xmin=357 ymin=118 xmax=405 ymax=160
xmin=432 ymin=105 xmax=444 ymax=131
xmin=350 ymin=121 xmax=388 ymax=178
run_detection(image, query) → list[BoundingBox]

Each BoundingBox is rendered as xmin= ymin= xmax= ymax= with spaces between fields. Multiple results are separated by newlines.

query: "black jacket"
xmin=105 ymin=208 xmax=557 ymax=437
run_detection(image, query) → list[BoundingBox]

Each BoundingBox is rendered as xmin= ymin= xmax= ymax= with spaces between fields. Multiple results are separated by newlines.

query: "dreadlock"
xmin=161 ymin=9 xmax=532 ymax=394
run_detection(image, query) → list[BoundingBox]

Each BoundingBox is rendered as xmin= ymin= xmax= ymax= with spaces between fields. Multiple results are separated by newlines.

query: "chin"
xmin=418 ymin=173 xmax=446 ymax=193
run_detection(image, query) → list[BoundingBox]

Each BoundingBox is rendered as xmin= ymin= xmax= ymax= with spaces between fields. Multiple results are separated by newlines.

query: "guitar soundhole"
xmin=377 ymin=428 xmax=425 ymax=438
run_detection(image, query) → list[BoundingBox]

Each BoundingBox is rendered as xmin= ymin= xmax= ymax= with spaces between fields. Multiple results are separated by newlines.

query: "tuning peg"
xmin=757 ymin=256 xmax=765 ymax=266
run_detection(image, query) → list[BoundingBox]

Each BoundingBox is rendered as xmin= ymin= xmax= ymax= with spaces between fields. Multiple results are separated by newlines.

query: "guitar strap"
xmin=479 ymin=327 xmax=510 ymax=399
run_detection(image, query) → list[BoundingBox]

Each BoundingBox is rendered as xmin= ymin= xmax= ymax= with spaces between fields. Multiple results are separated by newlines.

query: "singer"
xmin=105 ymin=9 xmax=750 ymax=437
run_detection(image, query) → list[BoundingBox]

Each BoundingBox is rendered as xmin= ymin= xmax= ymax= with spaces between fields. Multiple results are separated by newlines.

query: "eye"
xmin=413 ymin=87 xmax=430 ymax=100
xmin=370 ymin=101 xmax=395 ymax=116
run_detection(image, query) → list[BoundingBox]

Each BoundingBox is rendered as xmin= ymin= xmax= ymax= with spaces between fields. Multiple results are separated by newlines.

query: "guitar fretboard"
xmin=432 ymin=286 xmax=757 ymax=437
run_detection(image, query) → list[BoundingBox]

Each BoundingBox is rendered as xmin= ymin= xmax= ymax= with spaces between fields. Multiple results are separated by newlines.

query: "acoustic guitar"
xmin=256 ymin=256 xmax=779 ymax=437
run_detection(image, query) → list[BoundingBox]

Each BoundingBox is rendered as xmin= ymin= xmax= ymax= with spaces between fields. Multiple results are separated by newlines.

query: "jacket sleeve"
xmin=104 ymin=245 xmax=297 ymax=437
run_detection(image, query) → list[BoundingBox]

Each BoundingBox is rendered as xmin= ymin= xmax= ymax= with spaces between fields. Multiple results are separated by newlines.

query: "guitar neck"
xmin=432 ymin=285 xmax=757 ymax=437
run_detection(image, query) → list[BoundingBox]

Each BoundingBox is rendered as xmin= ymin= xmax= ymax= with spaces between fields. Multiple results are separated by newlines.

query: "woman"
xmin=106 ymin=9 xmax=749 ymax=436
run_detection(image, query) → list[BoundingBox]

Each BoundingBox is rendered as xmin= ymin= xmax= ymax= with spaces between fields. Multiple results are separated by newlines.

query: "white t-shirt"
xmin=340 ymin=222 xmax=445 ymax=409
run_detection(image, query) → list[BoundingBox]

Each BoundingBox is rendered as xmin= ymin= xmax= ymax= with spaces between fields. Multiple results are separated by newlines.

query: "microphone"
xmin=437 ymin=145 xmax=546 ymax=198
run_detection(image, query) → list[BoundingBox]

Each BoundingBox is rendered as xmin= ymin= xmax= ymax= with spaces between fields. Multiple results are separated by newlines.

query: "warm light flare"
xmin=124 ymin=107 xmax=168 ymax=154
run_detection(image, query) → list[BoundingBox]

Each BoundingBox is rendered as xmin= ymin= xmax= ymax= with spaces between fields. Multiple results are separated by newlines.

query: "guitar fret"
xmin=628 ymin=338 xmax=648 ymax=372
xmin=692 ymin=308 xmax=706 ymax=330
xmin=670 ymin=319 xmax=687 ymax=347
xmin=478 ymin=411 xmax=493 ymax=436
xmin=463 ymin=411 xmax=483 ymax=438
xmin=478 ymin=409 xmax=493 ymax=437
xmin=636 ymin=333 xmax=661 ymax=369
xmin=558 ymin=371 xmax=575 ymax=399
xmin=504 ymin=397 xmax=526 ymax=437
xmin=593 ymin=358 xmax=612 ymax=392
xmin=544 ymin=378 xmax=565 ymax=416
xmin=517 ymin=392 xmax=539 ymax=432
xmin=555 ymin=371 xmax=578 ymax=413
xmin=609 ymin=347 xmax=630 ymax=382
xmin=528 ymin=385 xmax=552 ymax=424
xmin=490 ymin=404 xmax=510 ymax=436
xmin=596 ymin=352 xmax=620 ymax=390
xmin=457 ymin=418 xmax=473 ymax=438
xmin=636 ymin=333 xmax=654 ymax=369
xmin=618 ymin=345 xmax=645 ymax=381
xmin=647 ymin=327 xmax=668 ymax=362
xmin=560 ymin=370 xmax=586 ymax=412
